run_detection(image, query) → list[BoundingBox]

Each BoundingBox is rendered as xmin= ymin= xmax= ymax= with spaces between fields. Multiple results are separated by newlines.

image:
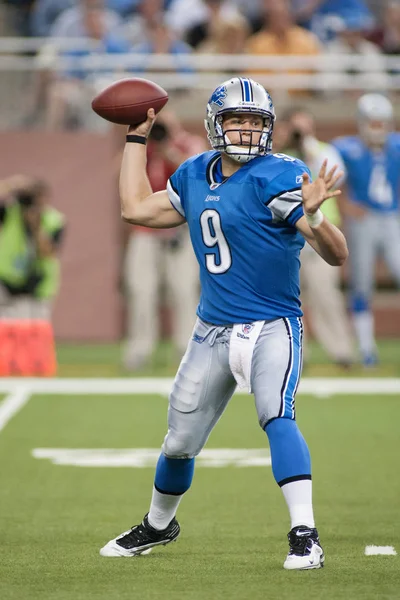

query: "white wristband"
xmin=305 ymin=209 xmax=324 ymax=228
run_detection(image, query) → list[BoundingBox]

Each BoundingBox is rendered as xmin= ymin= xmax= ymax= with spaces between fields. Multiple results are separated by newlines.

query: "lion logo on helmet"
xmin=209 ymin=85 xmax=227 ymax=108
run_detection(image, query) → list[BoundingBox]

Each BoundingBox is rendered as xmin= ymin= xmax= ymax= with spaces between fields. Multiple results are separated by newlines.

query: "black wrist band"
xmin=126 ymin=135 xmax=146 ymax=145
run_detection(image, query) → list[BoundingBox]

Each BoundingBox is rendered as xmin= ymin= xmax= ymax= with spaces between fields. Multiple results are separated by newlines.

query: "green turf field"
xmin=55 ymin=339 xmax=400 ymax=378
xmin=0 ymin=387 xmax=399 ymax=600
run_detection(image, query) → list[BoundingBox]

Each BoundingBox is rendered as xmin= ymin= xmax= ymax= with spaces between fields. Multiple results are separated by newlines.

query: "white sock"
xmin=147 ymin=487 xmax=183 ymax=530
xmin=353 ymin=310 xmax=376 ymax=357
xmin=281 ymin=480 xmax=315 ymax=529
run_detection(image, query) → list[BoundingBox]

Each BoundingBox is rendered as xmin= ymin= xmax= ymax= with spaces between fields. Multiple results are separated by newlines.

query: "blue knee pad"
xmin=265 ymin=418 xmax=311 ymax=486
xmin=154 ymin=453 xmax=195 ymax=495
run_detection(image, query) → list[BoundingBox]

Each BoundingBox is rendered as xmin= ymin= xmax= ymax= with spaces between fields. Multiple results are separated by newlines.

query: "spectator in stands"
xmin=112 ymin=0 xmax=165 ymax=47
xmin=324 ymin=14 xmax=387 ymax=91
xmin=245 ymin=0 xmax=321 ymax=94
xmin=368 ymin=1 xmax=400 ymax=55
xmin=195 ymin=12 xmax=250 ymax=55
xmin=0 ymin=175 xmax=65 ymax=320
xmin=49 ymin=0 xmax=122 ymax=38
xmin=292 ymin=0 xmax=375 ymax=44
xmin=44 ymin=1 xmax=130 ymax=130
xmin=121 ymin=112 xmax=206 ymax=371
xmin=30 ymin=0 xmax=76 ymax=37
xmin=31 ymin=0 xmax=143 ymax=37
xmin=3 ymin=0 xmax=34 ymax=36
xmin=106 ymin=0 xmax=141 ymax=17
xmin=186 ymin=0 xmax=244 ymax=49
xmin=281 ymin=107 xmax=355 ymax=368
xmin=24 ymin=0 xmax=125 ymax=128
xmin=129 ymin=13 xmax=193 ymax=74
xmin=166 ymin=0 xmax=243 ymax=48
xmin=234 ymin=0 xmax=263 ymax=33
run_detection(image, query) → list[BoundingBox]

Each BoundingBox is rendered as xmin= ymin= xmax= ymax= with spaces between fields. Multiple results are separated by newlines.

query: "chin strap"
xmin=225 ymin=145 xmax=259 ymax=163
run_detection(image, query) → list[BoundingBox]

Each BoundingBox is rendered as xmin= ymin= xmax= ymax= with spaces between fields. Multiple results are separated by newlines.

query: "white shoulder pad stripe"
xmin=268 ymin=190 xmax=302 ymax=220
xmin=167 ymin=179 xmax=185 ymax=218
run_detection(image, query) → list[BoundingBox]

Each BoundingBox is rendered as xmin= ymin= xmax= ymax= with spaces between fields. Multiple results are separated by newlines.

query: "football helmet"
xmin=357 ymin=93 xmax=393 ymax=145
xmin=204 ymin=77 xmax=275 ymax=163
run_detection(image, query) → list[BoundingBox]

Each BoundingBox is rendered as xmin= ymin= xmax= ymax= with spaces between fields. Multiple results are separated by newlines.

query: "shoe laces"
xmin=117 ymin=520 xmax=156 ymax=548
xmin=288 ymin=527 xmax=319 ymax=556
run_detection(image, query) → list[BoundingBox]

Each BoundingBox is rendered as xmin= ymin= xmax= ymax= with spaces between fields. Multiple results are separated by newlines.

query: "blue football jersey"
xmin=332 ymin=133 xmax=400 ymax=212
xmin=167 ymin=151 xmax=309 ymax=325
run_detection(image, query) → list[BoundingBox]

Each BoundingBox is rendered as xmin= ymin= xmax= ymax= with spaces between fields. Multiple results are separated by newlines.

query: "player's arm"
xmin=119 ymin=109 xmax=186 ymax=229
xmin=296 ymin=160 xmax=348 ymax=266
xmin=296 ymin=215 xmax=348 ymax=266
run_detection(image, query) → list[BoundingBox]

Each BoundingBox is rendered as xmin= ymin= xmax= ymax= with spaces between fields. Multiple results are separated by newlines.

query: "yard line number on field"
xmin=32 ymin=448 xmax=271 ymax=468
xmin=365 ymin=546 xmax=397 ymax=556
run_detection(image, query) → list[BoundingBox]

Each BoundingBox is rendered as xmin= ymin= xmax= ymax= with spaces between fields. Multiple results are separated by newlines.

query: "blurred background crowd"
xmin=0 ymin=0 xmax=399 ymax=376
xmin=1 ymin=0 xmax=399 ymax=130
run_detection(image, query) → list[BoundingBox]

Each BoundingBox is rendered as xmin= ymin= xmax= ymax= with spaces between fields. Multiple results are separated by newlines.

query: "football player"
xmin=332 ymin=94 xmax=400 ymax=366
xmin=100 ymin=77 xmax=348 ymax=570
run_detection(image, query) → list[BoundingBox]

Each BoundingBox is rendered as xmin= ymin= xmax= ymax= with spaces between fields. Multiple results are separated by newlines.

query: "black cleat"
xmin=283 ymin=526 xmax=325 ymax=570
xmin=100 ymin=513 xmax=180 ymax=557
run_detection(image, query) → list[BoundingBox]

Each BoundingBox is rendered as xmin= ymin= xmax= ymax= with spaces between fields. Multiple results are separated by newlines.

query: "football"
xmin=91 ymin=78 xmax=169 ymax=126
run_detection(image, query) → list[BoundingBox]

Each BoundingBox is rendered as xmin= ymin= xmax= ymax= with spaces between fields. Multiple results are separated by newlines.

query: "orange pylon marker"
xmin=0 ymin=319 xmax=57 ymax=376
xmin=27 ymin=320 xmax=57 ymax=376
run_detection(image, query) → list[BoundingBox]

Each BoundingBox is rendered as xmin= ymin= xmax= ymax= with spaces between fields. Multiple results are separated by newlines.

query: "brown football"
xmin=91 ymin=78 xmax=169 ymax=125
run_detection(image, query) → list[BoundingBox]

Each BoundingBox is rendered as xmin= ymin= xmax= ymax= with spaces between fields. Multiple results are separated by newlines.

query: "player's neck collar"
xmin=206 ymin=154 xmax=228 ymax=190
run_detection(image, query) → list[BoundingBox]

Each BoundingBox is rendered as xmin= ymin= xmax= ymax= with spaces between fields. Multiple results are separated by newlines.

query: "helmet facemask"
xmin=210 ymin=109 xmax=274 ymax=163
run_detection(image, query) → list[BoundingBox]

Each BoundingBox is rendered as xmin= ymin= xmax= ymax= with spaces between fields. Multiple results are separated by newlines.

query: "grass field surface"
xmin=55 ymin=339 xmax=400 ymax=378
xmin=0 ymin=385 xmax=399 ymax=600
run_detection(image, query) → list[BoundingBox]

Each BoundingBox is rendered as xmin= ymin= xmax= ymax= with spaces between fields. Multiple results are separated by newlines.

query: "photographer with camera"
xmin=121 ymin=112 xmax=206 ymax=371
xmin=281 ymin=108 xmax=355 ymax=369
xmin=0 ymin=175 xmax=65 ymax=320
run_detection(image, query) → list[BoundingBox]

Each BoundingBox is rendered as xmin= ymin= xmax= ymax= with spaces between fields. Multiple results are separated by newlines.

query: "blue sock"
xmin=154 ymin=454 xmax=195 ymax=495
xmin=265 ymin=418 xmax=311 ymax=486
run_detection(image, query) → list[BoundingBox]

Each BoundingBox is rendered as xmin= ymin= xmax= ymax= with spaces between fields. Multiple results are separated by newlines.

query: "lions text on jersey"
xmin=332 ymin=133 xmax=400 ymax=213
xmin=167 ymin=151 xmax=310 ymax=324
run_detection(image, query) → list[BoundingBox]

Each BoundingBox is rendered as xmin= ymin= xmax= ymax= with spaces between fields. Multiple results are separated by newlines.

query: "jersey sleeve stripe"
xmin=167 ymin=179 xmax=185 ymax=217
xmin=264 ymin=187 xmax=302 ymax=206
xmin=268 ymin=190 xmax=303 ymax=221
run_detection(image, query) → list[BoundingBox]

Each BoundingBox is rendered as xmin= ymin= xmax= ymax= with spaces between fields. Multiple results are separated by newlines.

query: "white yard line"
xmin=0 ymin=387 xmax=31 ymax=432
xmin=365 ymin=546 xmax=397 ymax=556
xmin=0 ymin=377 xmax=398 ymax=395
xmin=0 ymin=376 xmax=398 ymax=435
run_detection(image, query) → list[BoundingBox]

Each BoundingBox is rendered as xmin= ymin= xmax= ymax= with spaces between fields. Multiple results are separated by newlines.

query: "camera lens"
xmin=149 ymin=123 xmax=169 ymax=142
xmin=292 ymin=130 xmax=303 ymax=143
xmin=17 ymin=192 xmax=35 ymax=207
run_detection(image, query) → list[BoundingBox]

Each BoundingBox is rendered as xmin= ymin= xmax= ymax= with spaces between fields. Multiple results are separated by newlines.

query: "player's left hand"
xmin=301 ymin=160 xmax=343 ymax=215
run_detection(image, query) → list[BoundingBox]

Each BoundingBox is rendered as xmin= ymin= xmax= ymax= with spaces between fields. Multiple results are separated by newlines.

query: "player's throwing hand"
xmin=127 ymin=108 xmax=157 ymax=138
xmin=301 ymin=159 xmax=343 ymax=215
